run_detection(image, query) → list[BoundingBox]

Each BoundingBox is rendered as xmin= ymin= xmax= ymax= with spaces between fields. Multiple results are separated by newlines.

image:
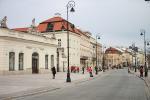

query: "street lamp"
xmin=66 ymin=0 xmax=75 ymax=82
xmin=140 ymin=29 xmax=148 ymax=77
xmin=102 ymin=46 xmax=106 ymax=72
xmin=129 ymin=43 xmax=138 ymax=72
xmin=95 ymin=34 xmax=100 ymax=75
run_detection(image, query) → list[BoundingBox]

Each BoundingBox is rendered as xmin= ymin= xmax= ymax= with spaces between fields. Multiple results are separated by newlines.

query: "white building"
xmin=0 ymin=16 xmax=102 ymax=75
xmin=37 ymin=16 xmax=102 ymax=71
xmin=0 ymin=25 xmax=57 ymax=75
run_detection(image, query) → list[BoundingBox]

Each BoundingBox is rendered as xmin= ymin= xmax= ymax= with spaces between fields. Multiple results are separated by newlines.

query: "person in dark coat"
xmin=51 ymin=66 xmax=56 ymax=79
xmin=82 ymin=66 xmax=85 ymax=74
xmin=140 ymin=66 xmax=143 ymax=77
xmin=95 ymin=66 xmax=98 ymax=75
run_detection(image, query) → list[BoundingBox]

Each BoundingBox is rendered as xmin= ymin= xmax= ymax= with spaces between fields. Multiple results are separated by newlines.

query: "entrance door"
xmin=32 ymin=52 xmax=39 ymax=73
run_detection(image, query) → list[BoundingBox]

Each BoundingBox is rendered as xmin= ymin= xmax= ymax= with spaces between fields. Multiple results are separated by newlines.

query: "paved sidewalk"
xmin=130 ymin=69 xmax=150 ymax=98
xmin=0 ymin=71 xmax=104 ymax=100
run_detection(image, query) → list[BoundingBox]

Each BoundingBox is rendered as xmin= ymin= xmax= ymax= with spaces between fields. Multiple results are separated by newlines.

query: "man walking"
xmin=95 ymin=66 xmax=98 ymax=75
xmin=51 ymin=66 xmax=56 ymax=79
xmin=82 ymin=66 xmax=85 ymax=74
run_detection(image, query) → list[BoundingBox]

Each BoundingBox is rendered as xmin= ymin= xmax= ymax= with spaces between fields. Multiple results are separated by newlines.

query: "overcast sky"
xmin=0 ymin=0 xmax=150 ymax=49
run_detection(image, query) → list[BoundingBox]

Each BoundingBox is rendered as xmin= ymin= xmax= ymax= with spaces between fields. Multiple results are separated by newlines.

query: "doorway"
xmin=32 ymin=52 xmax=39 ymax=73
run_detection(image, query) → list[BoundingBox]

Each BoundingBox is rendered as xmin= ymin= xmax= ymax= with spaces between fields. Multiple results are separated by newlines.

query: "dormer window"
xmin=61 ymin=25 xmax=65 ymax=31
xmin=70 ymin=24 xmax=75 ymax=29
xmin=47 ymin=23 xmax=53 ymax=32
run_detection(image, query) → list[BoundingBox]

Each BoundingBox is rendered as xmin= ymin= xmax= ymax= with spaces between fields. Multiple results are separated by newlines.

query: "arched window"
xmin=51 ymin=55 xmax=54 ymax=68
xmin=9 ymin=52 xmax=15 ymax=71
xmin=45 ymin=55 xmax=48 ymax=69
xmin=19 ymin=53 xmax=24 ymax=70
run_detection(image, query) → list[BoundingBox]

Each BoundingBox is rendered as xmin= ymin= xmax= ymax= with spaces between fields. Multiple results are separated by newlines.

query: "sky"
xmin=0 ymin=0 xmax=150 ymax=49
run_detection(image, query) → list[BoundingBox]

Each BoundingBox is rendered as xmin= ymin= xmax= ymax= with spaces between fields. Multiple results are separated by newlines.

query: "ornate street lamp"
xmin=66 ymin=0 xmax=75 ymax=82
xmin=95 ymin=34 xmax=100 ymax=75
xmin=129 ymin=43 xmax=138 ymax=72
xmin=102 ymin=46 xmax=106 ymax=72
xmin=140 ymin=29 xmax=148 ymax=77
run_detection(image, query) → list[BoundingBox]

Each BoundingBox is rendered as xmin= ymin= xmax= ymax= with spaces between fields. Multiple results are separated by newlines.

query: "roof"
xmin=12 ymin=16 xmax=92 ymax=37
xmin=105 ymin=47 xmax=122 ymax=54
xmin=40 ymin=17 xmax=64 ymax=24
xmin=13 ymin=28 xmax=28 ymax=32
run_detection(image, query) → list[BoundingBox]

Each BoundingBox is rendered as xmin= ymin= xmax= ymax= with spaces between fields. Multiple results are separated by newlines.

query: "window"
xmin=61 ymin=25 xmax=65 ymax=30
xmin=9 ymin=52 xmax=15 ymax=71
xmin=58 ymin=39 xmax=61 ymax=47
xmin=47 ymin=23 xmax=53 ymax=32
xmin=45 ymin=55 xmax=48 ymax=69
xmin=51 ymin=55 xmax=54 ymax=68
xmin=70 ymin=24 xmax=75 ymax=29
xmin=19 ymin=53 xmax=24 ymax=70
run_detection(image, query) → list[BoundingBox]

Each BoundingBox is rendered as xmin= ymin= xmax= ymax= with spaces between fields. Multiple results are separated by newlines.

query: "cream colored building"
xmin=105 ymin=47 xmax=122 ymax=68
xmin=38 ymin=16 xmax=102 ymax=71
xmin=0 ymin=28 xmax=57 ymax=75
xmin=104 ymin=47 xmax=145 ymax=69
xmin=0 ymin=16 xmax=102 ymax=74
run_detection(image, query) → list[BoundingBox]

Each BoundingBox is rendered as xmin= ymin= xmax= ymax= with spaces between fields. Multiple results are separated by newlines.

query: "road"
xmin=15 ymin=69 xmax=148 ymax=100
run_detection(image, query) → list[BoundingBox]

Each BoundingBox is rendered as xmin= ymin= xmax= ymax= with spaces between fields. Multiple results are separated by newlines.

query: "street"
xmin=15 ymin=69 xmax=148 ymax=100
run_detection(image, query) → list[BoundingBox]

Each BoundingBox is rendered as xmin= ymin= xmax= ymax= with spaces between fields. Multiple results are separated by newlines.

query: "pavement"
xmin=130 ymin=68 xmax=150 ymax=98
xmin=0 ymin=70 xmax=105 ymax=100
xmin=13 ymin=69 xmax=148 ymax=100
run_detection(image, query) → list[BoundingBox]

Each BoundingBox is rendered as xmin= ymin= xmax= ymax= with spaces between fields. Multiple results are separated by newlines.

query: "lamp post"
xmin=66 ymin=1 xmax=75 ymax=82
xmin=95 ymin=34 xmax=100 ymax=75
xmin=129 ymin=43 xmax=138 ymax=72
xmin=140 ymin=29 xmax=148 ymax=77
xmin=102 ymin=46 xmax=106 ymax=71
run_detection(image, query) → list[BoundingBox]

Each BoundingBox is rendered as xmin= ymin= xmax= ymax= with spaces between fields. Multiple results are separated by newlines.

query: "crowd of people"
xmin=50 ymin=65 xmax=106 ymax=79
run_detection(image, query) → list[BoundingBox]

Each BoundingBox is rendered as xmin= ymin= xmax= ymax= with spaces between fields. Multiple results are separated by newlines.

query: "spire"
xmin=0 ymin=16 xmax=8 ymax=28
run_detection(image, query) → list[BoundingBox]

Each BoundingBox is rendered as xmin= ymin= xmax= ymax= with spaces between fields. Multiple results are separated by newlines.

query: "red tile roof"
xmin=40 ymin=17 xmax=64 ymax=23
xmin=13 ymin=28 xmax=28 ymax=32
xmin=37 ymin=17 xmax=81 ymax=35
xmin=37 ymin=23 xmax=47 ymax=32
xmin=12 ymin=16 xmax=89 ymax=36
xmin=105 ymin=47 xmax=122 ymax=54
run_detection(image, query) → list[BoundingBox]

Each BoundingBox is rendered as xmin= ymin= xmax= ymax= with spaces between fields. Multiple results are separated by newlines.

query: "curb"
xmin=0 ymin=87 xmax=60 ymax=100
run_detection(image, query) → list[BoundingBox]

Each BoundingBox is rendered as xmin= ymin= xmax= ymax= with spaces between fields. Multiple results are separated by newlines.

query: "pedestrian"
xmin=88 ymin=67 xmax=93 ymax=77
xmin=128 ymin=67 xmax=130 ymax=73
xmin=95 ymin=66 xmax=98 ymax=75
xmin=140 ymin=66 xmax=143 ymax=77
xmin=82 ymin=66 xmax=85 ymax=74
xmin=77 ymin=67 xmax=79 ymax=73
xmin=51 ymin=66 xmax=56 ymax=79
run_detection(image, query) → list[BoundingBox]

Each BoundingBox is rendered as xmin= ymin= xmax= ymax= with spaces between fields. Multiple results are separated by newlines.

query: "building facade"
xmin=0 ymin=28 xmax=57 ymax=75
xmin=0 ymin=16 xmax=102 ymax=75
xmin=104 ymin=47 xmax=145 ymax=69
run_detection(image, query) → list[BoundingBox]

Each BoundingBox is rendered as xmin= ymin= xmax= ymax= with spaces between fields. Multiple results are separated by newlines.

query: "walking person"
xmin=82 ymin=66 xmax=85 ymax=74
xmin=88 ymin=67 xmax=93 ymax=77
xmin=51 ymin=66 xmax=56 ymax=79
xmin=95 ymin=66 xmax=98 ymax=75
xmin=140 ymin=66 xmax=143 ymax=77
